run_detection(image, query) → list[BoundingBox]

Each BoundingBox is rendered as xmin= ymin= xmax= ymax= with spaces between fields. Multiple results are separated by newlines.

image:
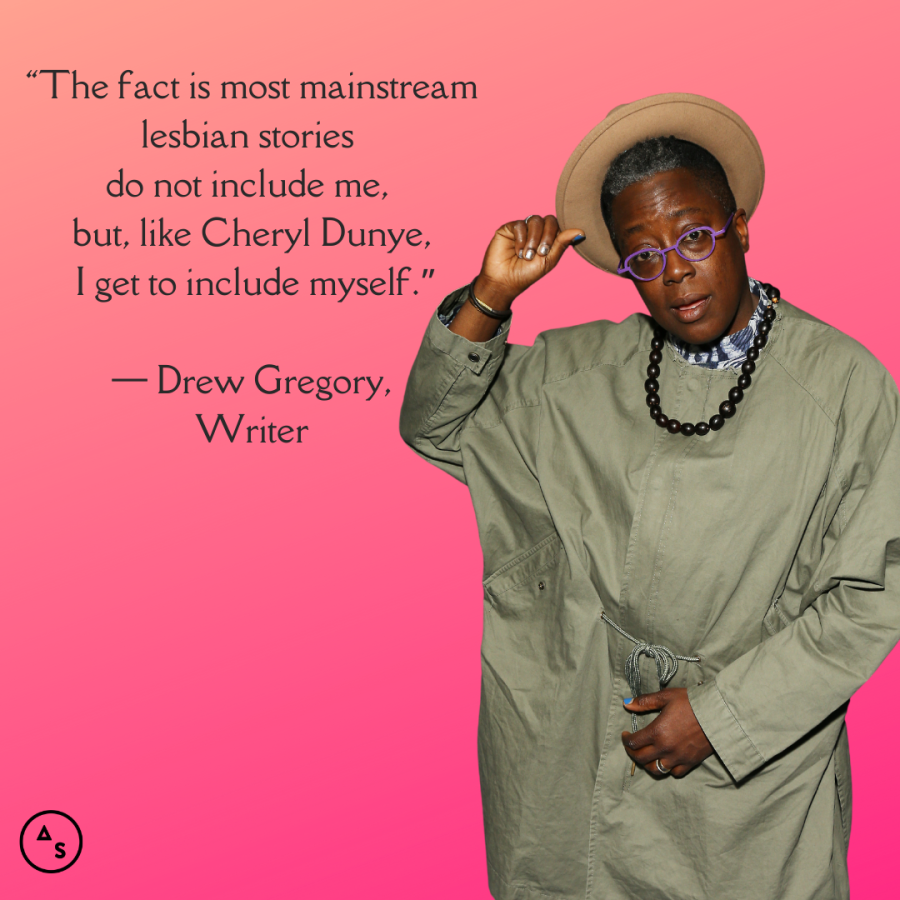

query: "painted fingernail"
xmin=518 ymin=250 xmax=523 ymax=259
xmin=623 ymin=697 xmax=633 ymax=704
xmin=572 ymin=234 xmax=586 ymax=246
xmin=538 ymin=244 xmax=550 ymax=256
xmin=524 ymin=249 xmax=534 ymax=260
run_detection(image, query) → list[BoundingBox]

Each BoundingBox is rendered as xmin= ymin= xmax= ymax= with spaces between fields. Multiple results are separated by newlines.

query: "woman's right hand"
xmin=472 ymin=214 xmax=585 ymax=310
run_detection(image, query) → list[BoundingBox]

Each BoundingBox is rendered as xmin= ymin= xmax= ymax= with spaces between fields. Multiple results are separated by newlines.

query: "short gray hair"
xmin=600 ymin=136 xmax=736 ymax=251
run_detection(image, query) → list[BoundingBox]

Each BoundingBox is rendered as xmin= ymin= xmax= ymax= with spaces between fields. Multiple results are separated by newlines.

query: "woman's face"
xmin=608 ymin=168 xmax=755 ymax=345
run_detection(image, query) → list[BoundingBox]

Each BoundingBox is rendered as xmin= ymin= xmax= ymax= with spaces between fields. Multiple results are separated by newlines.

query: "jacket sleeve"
xmin=399 ymin=286 xmax=515 ymax=484
xmin=688 ymin=360 xmax=900 ymax=783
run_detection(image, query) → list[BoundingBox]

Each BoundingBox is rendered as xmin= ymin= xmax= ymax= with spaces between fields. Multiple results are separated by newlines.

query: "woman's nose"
xmin=663 ymin=248 xmax=695 ymax=284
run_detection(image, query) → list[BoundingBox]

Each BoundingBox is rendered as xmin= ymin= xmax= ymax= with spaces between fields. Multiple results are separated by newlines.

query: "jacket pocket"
xmin=483 ymin=532 xmax=563 ymax=612
xmin=834 ymin=721 xmax=852 ymax=848
xmin=762 ymin=595 xmax=792 ymax=637
xmin=481 ymin=531 xmax=568 ymax=714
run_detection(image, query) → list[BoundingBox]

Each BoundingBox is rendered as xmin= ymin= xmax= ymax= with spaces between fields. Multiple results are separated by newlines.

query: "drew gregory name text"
xmin=156 ymin=364 xmax=389 ymax=445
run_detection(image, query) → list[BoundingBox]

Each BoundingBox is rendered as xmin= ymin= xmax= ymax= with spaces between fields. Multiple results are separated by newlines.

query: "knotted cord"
xmin=600 ymin=612 xmax=701 ymax=732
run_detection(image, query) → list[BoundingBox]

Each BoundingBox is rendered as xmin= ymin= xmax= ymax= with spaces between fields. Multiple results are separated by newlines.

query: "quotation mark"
xmin=413 ymin=269 xmax=435 ymax=295
xmin=27 ymin=70 xmax=40 ymax=78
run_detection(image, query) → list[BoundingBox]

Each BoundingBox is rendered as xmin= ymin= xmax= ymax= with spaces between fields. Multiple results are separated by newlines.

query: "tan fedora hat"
xmin=555 ymin=93 xmax=764 ymax=273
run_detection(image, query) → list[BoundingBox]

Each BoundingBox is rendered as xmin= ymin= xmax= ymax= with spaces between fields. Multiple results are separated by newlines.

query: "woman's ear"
xmin=733 ymin=208 xmax=750 ymax=253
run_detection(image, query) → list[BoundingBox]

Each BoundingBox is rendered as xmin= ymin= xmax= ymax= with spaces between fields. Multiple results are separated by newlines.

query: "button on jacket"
xmin=399 ymin=285 xmax=900 ymax=900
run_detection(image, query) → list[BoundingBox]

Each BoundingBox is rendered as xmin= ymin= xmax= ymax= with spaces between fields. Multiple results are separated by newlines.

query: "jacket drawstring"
xmin=600 ymin=611 xmax=701 ymax=733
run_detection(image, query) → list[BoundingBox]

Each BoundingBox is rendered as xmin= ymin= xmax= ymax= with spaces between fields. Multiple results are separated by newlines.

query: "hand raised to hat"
xmin=449 ymin=215 xmax=584 ymax=343
xmin=620 ymin=688 xmax=714 ymax=778
xmin=475 ymin=214 xmax=585 ymax=304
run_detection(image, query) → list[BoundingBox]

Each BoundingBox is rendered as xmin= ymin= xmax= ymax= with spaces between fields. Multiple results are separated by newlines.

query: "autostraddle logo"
xmin=20 ymin=810 xmax=83 ymax=873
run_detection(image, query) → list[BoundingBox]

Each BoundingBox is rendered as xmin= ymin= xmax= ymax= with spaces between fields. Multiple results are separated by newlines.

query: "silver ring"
xmin=655 ymin=759 xmax=671 ymax=775
xmin=524 ymin=215 xmax=538 ymax=225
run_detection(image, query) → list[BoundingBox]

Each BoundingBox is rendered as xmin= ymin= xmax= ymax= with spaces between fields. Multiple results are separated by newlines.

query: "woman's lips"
xmin=670 ymin=295 xmax=710 ymax=323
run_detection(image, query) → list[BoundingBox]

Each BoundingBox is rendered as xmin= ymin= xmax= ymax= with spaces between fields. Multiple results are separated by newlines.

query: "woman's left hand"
xmin=620 ymin=688 xmax=714 ymax=777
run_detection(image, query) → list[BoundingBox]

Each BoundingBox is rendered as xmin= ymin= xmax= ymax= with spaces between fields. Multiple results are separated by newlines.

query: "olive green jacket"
xmin=400 ymin=285 xmax=900 ymax=900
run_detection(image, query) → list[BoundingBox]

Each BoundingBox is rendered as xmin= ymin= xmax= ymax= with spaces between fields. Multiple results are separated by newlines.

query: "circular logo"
xmin=20 ymin=811 xmax=83 ymax=873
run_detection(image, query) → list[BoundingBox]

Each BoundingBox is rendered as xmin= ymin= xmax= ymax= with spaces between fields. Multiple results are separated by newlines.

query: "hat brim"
xmin=555 ymin=93 xmax=764 ymax=273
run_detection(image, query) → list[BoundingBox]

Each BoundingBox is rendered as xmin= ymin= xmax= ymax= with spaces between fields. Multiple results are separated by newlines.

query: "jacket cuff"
xmin=425 ymin=286 xmax=512 ymax=377
xmin=687 ymin=680 xmax=767 ymax=783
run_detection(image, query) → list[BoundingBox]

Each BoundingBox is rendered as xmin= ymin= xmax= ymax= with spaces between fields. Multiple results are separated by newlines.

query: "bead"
xmin=639 ymin=310 xmax=768 ymax=439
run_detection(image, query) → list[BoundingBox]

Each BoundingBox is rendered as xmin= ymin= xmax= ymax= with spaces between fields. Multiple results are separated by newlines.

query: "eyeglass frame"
xmin=616 ymin=211 xmax=736 ymax=282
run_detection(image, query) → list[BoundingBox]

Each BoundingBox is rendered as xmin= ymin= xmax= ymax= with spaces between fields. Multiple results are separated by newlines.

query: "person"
xmin=399 ymin=93 xmax=900 ymax=900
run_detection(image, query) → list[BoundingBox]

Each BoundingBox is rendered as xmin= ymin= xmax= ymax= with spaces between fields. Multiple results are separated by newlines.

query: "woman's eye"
xmin=636 ymin=250 xmax=657 ymax=262
xmin=683 ymin=230 xmax=704 ymax=242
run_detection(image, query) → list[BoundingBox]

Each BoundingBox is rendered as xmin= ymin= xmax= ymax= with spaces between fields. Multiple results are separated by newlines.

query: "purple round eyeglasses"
xmin=617 ymin=212 xmax=736 ymax=282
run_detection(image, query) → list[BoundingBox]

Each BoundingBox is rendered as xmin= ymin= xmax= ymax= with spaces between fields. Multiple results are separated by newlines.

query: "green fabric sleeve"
xmin=690 ymin=362 xmax=900 ymax=783
xmin=399 ymin=286 xmax=514 ymax=484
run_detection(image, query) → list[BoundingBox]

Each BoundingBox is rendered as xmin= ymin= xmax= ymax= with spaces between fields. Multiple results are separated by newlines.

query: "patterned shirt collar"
xmin=670 ymin=277 xmax=770 ymax=370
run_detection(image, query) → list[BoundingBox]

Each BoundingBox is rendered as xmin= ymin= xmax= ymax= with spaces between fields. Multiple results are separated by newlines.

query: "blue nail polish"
xmin=623 ymin=697 xmax=633 ymax=704
xmin=572 ymin=234 xmax=586 ymax=245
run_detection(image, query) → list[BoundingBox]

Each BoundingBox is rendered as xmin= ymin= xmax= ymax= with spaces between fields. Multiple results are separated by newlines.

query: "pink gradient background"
xmin=3 ymin=1 xmax=898 ymax=896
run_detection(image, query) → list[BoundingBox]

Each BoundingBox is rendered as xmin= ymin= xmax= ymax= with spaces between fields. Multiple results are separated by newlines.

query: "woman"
xmin=399 ymin=93 xmax=900 ymax=900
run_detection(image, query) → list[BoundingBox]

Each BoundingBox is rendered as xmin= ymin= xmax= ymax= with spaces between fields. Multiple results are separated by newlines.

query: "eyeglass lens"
xmin=627 ymin=229 xmax=716 ymax=280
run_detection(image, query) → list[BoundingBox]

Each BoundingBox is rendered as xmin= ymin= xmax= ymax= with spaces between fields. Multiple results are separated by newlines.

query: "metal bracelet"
xmin=468 ymin=281 xmax=512 ymax=321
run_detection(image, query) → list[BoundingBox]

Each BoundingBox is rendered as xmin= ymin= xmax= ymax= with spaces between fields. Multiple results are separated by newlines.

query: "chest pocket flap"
xmin=483 ymin=533 xmax=564 ymax=608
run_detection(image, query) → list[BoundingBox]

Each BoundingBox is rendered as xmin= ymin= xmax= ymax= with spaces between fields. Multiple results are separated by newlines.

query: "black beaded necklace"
xmin=646 ymin=296 xmax=778 ymax=436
